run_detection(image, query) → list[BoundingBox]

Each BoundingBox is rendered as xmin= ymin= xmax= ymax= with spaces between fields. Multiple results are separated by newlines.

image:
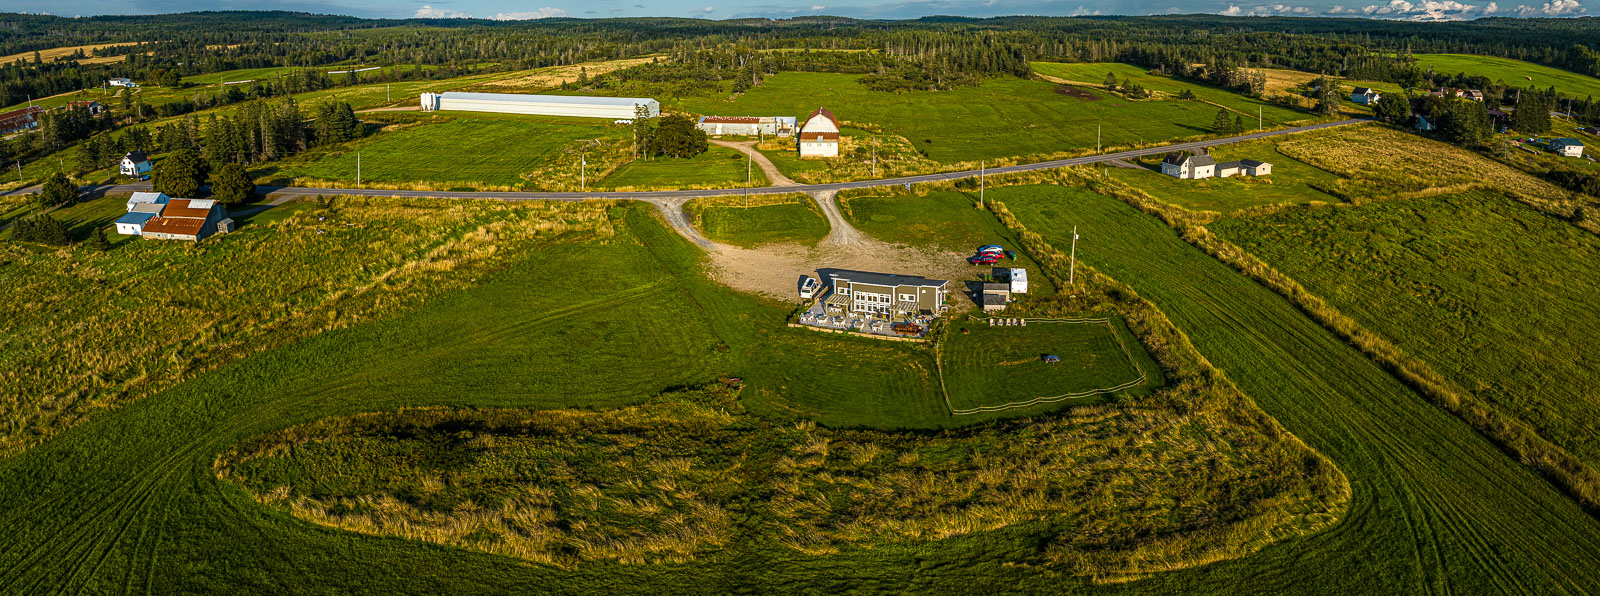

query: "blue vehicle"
xmin=1042 ymin=354 xmax=1061 ymax=364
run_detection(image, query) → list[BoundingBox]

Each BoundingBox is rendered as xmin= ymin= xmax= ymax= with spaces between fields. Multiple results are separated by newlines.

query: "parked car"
xmin=799 ymin=277 xmax=820 ymax=299
xmin=969 ymin=253 xmax=1002 ymax=265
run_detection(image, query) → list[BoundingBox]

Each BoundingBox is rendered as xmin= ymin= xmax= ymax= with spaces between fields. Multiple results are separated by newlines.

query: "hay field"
xmin=0 ymin=42 xmax=138 ymax=65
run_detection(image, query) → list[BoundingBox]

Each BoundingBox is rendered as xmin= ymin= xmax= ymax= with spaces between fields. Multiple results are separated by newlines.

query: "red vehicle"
xmin=969 ymin=253 xmax=1002 ymax=265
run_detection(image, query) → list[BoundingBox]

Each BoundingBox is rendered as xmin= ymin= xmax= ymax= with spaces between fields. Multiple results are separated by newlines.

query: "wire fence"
xmin=939 ymin=316 xmax=1149 ymax=416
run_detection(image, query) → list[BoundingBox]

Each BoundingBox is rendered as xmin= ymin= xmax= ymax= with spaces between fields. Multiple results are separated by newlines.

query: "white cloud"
xmin=811 ymin=4 xmax=826 ymax=9
xmin=413 ymin=4 xmax=472 ymax=18
xmin=702 ymin=5 xmax=715 ymax=11
xmin=1358 ymin=0 xmax=1485 ymax=19
xmin=1070 ymin=4 xmax=1104 ymax=14
xmin=1483 ymin=1 xmax=1498 ymax=11
xmin=1219 ymin=4 xmax=1244 ymax=13
xmin=492 ymin=7 xmax=566 ymax=19
xmin=1512 ymin=0 xmax=1586 ymax=14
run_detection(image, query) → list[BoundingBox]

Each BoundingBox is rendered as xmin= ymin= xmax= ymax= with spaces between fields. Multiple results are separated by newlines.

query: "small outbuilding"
xmin=1550 ymin=138 xmax=1585 ymax=158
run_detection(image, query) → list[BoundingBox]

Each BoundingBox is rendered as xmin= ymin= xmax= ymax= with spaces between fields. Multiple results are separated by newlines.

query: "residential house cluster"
xmin=1160 ymin=151 xmax=1272 ymax=180
xmin=115 ymin=192 xmax=233 ymax=241
xmin=688 ymin=106 xmax=842 ymax=158
xmin=1428 ymin=88 xmax=1484 ymax=101
xmin=980 ymin=268 xmax=1029 ymax=312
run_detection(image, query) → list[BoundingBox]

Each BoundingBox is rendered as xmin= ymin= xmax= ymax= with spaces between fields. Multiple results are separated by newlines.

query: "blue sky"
xmin=0 ymin=0 xmax=1588 ymax=21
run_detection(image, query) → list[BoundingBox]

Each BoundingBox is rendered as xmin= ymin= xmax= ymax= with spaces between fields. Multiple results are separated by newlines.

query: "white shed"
xmin=421 ymin=92 xmax=659 ymax=120
xmin=1009 ymin=268 xmax=1028 ymax=294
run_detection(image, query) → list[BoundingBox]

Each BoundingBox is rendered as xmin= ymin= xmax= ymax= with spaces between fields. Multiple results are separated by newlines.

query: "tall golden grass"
xmin=0 ymin=197 xmax=616 ymax=456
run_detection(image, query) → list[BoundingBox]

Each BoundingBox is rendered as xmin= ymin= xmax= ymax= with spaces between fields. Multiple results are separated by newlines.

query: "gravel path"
xmin=708 ymin=139 xmax=798 ymax=187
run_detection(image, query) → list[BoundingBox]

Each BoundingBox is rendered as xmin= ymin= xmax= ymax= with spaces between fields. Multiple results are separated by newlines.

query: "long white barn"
xmin=420 ymin=92 xmax=659 ymax=119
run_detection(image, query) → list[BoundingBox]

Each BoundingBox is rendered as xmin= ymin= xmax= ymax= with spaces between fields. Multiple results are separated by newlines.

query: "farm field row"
xmin=0 ymin=202 xmax=1342 ymax=591
xmin=998 ymin=183 xmax=1600 ymax=593
xmin=1212 ymin=191 xmax=1600 ymax=480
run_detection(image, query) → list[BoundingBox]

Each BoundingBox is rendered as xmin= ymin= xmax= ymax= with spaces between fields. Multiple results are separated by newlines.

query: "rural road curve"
xmin=708 ymin=139 xmax=799 ymax=187
xmin=5 ymin=119 xmax=1368 ymax=204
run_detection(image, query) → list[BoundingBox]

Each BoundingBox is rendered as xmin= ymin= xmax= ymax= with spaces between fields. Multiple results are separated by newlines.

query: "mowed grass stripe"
xmin=671 ymin=71 xmax=1259 ymax=163
xmin=998 ymin=185 xmax=1600 ymax=593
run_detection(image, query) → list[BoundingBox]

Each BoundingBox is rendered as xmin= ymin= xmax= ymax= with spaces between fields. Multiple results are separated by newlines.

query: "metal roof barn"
xmin=421 ymin=92 xmax=659 ymax=119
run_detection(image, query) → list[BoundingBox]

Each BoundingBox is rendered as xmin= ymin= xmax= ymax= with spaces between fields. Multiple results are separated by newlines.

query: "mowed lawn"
xmin=1032 ymin=62 xmax=1308 ymax=127
xmin=276 ymin=116 xmax=622 ymax=188
xmin=673 ymin=71 xmax=1262 ymax=163
xmin=940 ymin=319 xmax=1152 ymax=412
xmin=597 ymin=145 xmax=767 ymax=190
xmin=693 ymin=200 xmax=829 ymax=247
xmin=1413 ymin=53 xmax=1600 ymax=98
xmin=839 ymin=190 xmax=1057 ymax=294
xmin=1110 ymin=141 xmax=1342 ymax=214
xmin=1213 ymin=191 xmax=1600 ymax=473
xmin=999 ymin=183 xmax=1600 ymax=593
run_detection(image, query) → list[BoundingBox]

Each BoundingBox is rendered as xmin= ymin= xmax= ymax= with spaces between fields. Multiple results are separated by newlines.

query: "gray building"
xmin=822 ymin=270 xmax=949 ymax=317
xmin=420 ymin=92 xmax=659 ymax=120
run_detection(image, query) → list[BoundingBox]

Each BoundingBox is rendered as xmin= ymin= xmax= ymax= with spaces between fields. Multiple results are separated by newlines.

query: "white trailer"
xmin=1009 ymin=268 xmax=1028 ymax=294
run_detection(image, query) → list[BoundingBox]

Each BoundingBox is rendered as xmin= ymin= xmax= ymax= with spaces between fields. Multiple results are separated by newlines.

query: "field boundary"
xmin=938 ymin=316 xmax=1148 ymax=416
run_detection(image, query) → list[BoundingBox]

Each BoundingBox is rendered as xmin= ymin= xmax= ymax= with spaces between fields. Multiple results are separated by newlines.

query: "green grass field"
xmin=940 ymin=318 xmax=1154 ymax=413
xmin=1413 ymin=53 xmax=1600 ymax=98
xmin=1212 ymin=191 xmax=1600 ymax=474
xmin=269 ymin=116 xmax=624 ymax=189
xmin=597 ymin=145 xmax=767 ymax=190
xmin=1109 ymin=141 xmax=1341 ymax=214
xmin=690 ymin=197 xmax=829 ymax=247
xmin=0 ymin=202 xmax=1345 ymax=590
xmin=998 ymin=183 xmax=1600 ymax=593
xmin=673 ymin=71 xmax=1302 ymax=163
xmin=839 ymin=189 xmax=1057 ymax=295
xmin=1032 ymin=62 xmax=1307 ymax=127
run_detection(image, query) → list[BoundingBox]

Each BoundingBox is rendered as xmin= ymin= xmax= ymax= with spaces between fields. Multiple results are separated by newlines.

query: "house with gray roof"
xmin=1351 ymin=87 xmax=1380 ymax=105
xmin=1161 ymin=151 xmax=1217 ymax=179
xmin=821 ymin=270 xmax=949 ymax=317
xmin=1550 ymin=138 xmax=1585 ymax=158
xmin=1216 ymin=159 xmax=1273 ymax=178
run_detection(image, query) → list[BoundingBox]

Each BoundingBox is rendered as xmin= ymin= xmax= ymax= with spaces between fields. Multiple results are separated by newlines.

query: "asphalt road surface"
xmin=4 ymin=118 xmax=1368 ymax=203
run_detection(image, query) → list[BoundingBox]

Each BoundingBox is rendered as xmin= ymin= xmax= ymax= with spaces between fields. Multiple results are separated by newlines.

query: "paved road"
xmin=3 ymin=119 xmax=1368 ymax=202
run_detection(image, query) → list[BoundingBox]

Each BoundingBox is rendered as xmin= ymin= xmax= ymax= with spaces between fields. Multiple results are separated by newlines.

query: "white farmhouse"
xmin=120 ymin=151 xmax=152 ymax=178
xmin=107 ymin=78 xmax=138 ymax=88
xmin=1550 ymin=138 xmax=1586 ymax=158
xmin=1160 ymin=151 xmax=1216 ymax=179
xmin=420 ymin=92 xmax=659 ymax=120
xmin=1351 ymin=87 xmax=1380 ymax=105
xmin=1216 ymin=159 xmax=1273 ymax=177
xmin=798 ymin=107 xmax=840 ymax=158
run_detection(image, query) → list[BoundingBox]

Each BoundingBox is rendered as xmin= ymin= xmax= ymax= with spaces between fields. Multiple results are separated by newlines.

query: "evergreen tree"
xmin=1234 ymin=114 xmax=1246 ymax=133
xmin=1178 ymin=88 xmax=1196 ymax=100
xmin=210 ymin=163 xmax=255 ymax=205
xmin=13 ymin=214 xmax=70 ymax=245
xmin=1510 ymin=93 xmax=1551 ymax=134
xmin=87 ymin=227 xmax=111 ymax=251
xmin=152 ymin=148 xmax=207 ymax=197
xmin=1213 ymin=108 xmax=1234 ymax=134
xmin=1104 ymin=71 xmax=1118 ymax=88
xmin=40 ymin=172 xmax=77 ymax=207
xmin=633 ymin=105 xmax=655 ymax=159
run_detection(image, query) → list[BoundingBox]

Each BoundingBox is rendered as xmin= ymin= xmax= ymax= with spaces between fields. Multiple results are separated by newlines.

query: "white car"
xmin=799 ymin=277 xmax=820 ymax=299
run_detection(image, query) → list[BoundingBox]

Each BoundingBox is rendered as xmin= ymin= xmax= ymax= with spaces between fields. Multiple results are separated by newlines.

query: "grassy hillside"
xmin=1109 ymin=141 xmax=1341 ymax=214
xmin=838 ymin=189 xmax=1058 ymax=294
xmin=1213 ymin=191 xmax=1600 ymax=480
xmin=596 ymin=145 xmax=766 ymax=190
xmin=940 ymin=318 xmax=1157 ymax=413
xmin=686 ymin=194 xmax=828 ymax=247
xmin=999 ymin=183 xmax=1600 ymax=593
xmin=1032 ymin=62 xmax=1306 ymax=126
xmin=1413 ymin=53 xmax=1600 ymax=98
xmin=267 ymin=115 xmax=628 ymax=190
xmin=0 ymin=202 xmax=1344 ymax=591
xmin=673 ymin=71 xmax=1291 ymax=164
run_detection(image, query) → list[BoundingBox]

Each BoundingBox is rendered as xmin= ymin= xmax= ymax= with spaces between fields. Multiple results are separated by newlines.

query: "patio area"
xmin=795 ymin=298 xmax=935 ymax=339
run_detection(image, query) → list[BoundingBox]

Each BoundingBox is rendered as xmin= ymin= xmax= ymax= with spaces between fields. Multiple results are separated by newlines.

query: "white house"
xmin=1351 ymin=87 xmax=1380 ymax=105
xmin=1550 ymin=138 xmax=1585 ymax=158
xmin=124 ymin=191 xmax=167 ymax=212
xmin=116 ymin=192 xmax=169 ymax=235
xmin=1160 ymin=151 xmax=1216 ymax=179
xmin=420 ymin=92 xmax=659 ymax=120
xmin=107 ymin=78 xmax=138 ymax=88
xmin=798 ymin=107 xmax=840 ymax=158
xmin=120 ymin=151 xmax=152 ymax=178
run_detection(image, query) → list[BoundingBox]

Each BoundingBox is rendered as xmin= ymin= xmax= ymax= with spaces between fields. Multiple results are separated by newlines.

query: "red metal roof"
xmin=0 ymin=106 xmax=42 ymax=128
xmin=805 ymin=107 xmax=838 ymax=128
xmin=702 ymin=116 xmax=760 ymax=123
xmin=141 ymin=215 xmax=206 ymax=236
xmin=800 ymin=132 xmax=838 ymax=142
xmin=160 ymin=198 xmax=213 ymax=220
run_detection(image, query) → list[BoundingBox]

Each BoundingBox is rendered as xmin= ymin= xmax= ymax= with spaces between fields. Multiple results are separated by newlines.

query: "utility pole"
xmin=745 ymin=150 xmax=751 ymax=208
xmin=14 ymin=161 xmax=21 ymax=183
xmin=581 ymin=153 xmax=587 ymax=191
xmin=1258 ymin=106 xmax=1263 ymax=131
xmin=1068 ymin=225 xmax=1080 ymax=287
xmin=872 ymin=137 xmax=878 ymax=177
xmin=1097 ymin=124 xmax=1101 ymax=153
xmin=356 ymin=152 xmax=361 ymax=187
xmin=387 ymin=84 xmax=391 ymax=103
